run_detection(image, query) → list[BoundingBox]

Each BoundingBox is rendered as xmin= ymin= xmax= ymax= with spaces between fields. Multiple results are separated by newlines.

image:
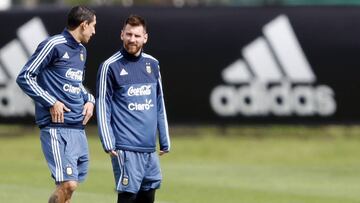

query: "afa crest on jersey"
xmin=80 ymin=53 xmax=84 ymax=61
xmin=146 ymin=64 xmax=151 ymax=74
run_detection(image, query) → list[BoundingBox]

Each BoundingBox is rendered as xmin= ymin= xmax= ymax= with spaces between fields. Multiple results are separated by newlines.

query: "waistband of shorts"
xmin=39 ymin=123 xmax=85 ymax=130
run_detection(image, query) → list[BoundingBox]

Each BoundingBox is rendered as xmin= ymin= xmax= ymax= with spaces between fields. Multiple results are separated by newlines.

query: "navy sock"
xmin=117 ymin=192 xmax=136 ymax=203
xmin=135 ymin=189 xmax=155 ymax=203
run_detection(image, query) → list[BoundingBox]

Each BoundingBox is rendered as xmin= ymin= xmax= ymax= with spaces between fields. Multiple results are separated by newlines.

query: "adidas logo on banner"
xmin=120 ymin=68 xmax=128 ymax=76
xmin=0 ymin=17 xmax=48 ymax=116
xmin=210 ymin=15 xmax=336 ymax=117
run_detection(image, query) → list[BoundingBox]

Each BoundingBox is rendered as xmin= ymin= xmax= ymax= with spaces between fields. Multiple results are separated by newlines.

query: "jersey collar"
xmin=62 ymin=29 xmax=82 ymax=48
xmin=120 ymin=48 xmax=142 ymax=62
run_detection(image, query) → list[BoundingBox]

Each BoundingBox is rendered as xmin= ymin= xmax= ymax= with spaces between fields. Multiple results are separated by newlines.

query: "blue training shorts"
xmin=40 ymin=127 xmax=89 ymax=183
xmin=111 ymin=150 xmax=162 ymax=193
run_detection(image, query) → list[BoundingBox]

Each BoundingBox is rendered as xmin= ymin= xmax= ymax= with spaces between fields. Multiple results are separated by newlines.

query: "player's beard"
xmin=124 ymin=42 xmax=142 ymax=56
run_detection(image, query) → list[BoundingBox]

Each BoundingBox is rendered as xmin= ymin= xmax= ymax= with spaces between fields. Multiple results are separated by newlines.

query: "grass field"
xmin=1 ymin=124 xmax=360 ymax=203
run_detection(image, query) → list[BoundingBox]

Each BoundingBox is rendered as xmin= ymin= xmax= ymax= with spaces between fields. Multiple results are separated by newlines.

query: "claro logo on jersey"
xmin=128 ymin=99 xmax=154 ymax=111
xmin=0 ymin=17 xmax=48 ymax=116
xmin=210 ymin=15 xmax=336 ymax=117
xmin=63 ymin=84 xmax=81 ymax=94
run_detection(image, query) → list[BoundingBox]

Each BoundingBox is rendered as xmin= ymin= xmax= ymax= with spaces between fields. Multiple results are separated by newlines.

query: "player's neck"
xmin=68 ymin=29 xmax=82 ymax=43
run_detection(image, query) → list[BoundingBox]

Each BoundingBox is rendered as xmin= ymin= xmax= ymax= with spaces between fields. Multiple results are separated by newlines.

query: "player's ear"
xmin=120 ymin=30 xmax=124 ymax=40
xmin=80 ymin=21 xmax=88 ymax=30
xmin=144 ymin=33 xmax=148 ymax=44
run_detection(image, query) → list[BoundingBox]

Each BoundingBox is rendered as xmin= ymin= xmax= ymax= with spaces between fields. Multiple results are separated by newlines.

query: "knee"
xmin=62 ymin=181 xmax=78 ymax=193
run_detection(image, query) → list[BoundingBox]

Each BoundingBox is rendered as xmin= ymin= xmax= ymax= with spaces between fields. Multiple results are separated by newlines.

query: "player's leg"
xmin=135 ymin=189 xmax=156 ymax=203
xmin=48 ymin=181 xmax=78 ymax=203
xmin=64 ymin=128 xmax=89 ymax=202
xmin=117 ymin=192 xmax=136 ymax=203
xmin=41 ymin=127 xmax=87 ymax=203
xmin=137 ymin=152 xmax=162 ymax=203
xmin=48 ymin=184 xmax=65 ymax=203
xmin=75 ymin=128 xmax=90 ymax=183
xmin=40 ymin=127 xmax=68 ymax=202
xmin=76 ymin=146 xmax=90 ymax=203
xmin=111 ymin=150 xmax=145 ymax=203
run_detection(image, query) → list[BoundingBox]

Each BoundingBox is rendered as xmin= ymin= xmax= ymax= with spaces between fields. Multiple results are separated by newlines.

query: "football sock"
xmin=117 ymin=192 xmax=136 ymax=203
xmin=135 ymin=189 xmax=155 ymax=203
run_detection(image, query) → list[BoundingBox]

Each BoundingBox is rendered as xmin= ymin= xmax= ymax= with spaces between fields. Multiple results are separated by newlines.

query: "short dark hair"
xmin=67 ymin=6 xmax=96 ymax=30
xmin=123 ymin=14 xmax=147 ymax=33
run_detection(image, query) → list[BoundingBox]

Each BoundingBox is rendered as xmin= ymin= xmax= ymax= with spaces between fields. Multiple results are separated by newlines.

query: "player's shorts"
xmin=111 ymin=150 xmax=162 ymax=193
xmin=40 ymin=127 xmax=89 ymax=183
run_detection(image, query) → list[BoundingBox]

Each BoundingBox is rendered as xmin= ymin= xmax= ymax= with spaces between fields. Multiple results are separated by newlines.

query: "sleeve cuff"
xmin=87 ymin=94 xmax=95 ymax=104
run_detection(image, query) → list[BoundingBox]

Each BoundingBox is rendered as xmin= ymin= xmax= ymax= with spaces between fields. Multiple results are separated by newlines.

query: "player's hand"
xmin=82 ymin=102 xmax=94 ymax=125
xmin=50 ymin=101 xmax=71 ymax=123
xmin=159 ymin=150 xmax=168 ymax=156
xmin=108 ymin=150 xmax=118 ymax=157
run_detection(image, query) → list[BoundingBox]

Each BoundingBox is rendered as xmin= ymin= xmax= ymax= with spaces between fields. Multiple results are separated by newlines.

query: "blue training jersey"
xmin=96 ymin=48 xmax=170 ymax=153
xmin=16 ymin=29 xmax=95 ymax=128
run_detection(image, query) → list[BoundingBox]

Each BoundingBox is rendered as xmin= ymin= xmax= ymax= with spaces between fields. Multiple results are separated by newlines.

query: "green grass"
xmin=1 ymin=125 xmax=360 ymax=203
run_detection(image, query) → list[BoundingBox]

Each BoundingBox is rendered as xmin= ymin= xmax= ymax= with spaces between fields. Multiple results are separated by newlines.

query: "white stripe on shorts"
xmin=50 ymin=128 xmax=63 ymax=182
xmin=116 ymin=150 xmax=124 ymax=189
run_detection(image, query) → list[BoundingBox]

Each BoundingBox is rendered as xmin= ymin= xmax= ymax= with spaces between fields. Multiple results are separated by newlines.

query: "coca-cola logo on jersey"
xmin=127 ymin=85 xmax=151 ymax=96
